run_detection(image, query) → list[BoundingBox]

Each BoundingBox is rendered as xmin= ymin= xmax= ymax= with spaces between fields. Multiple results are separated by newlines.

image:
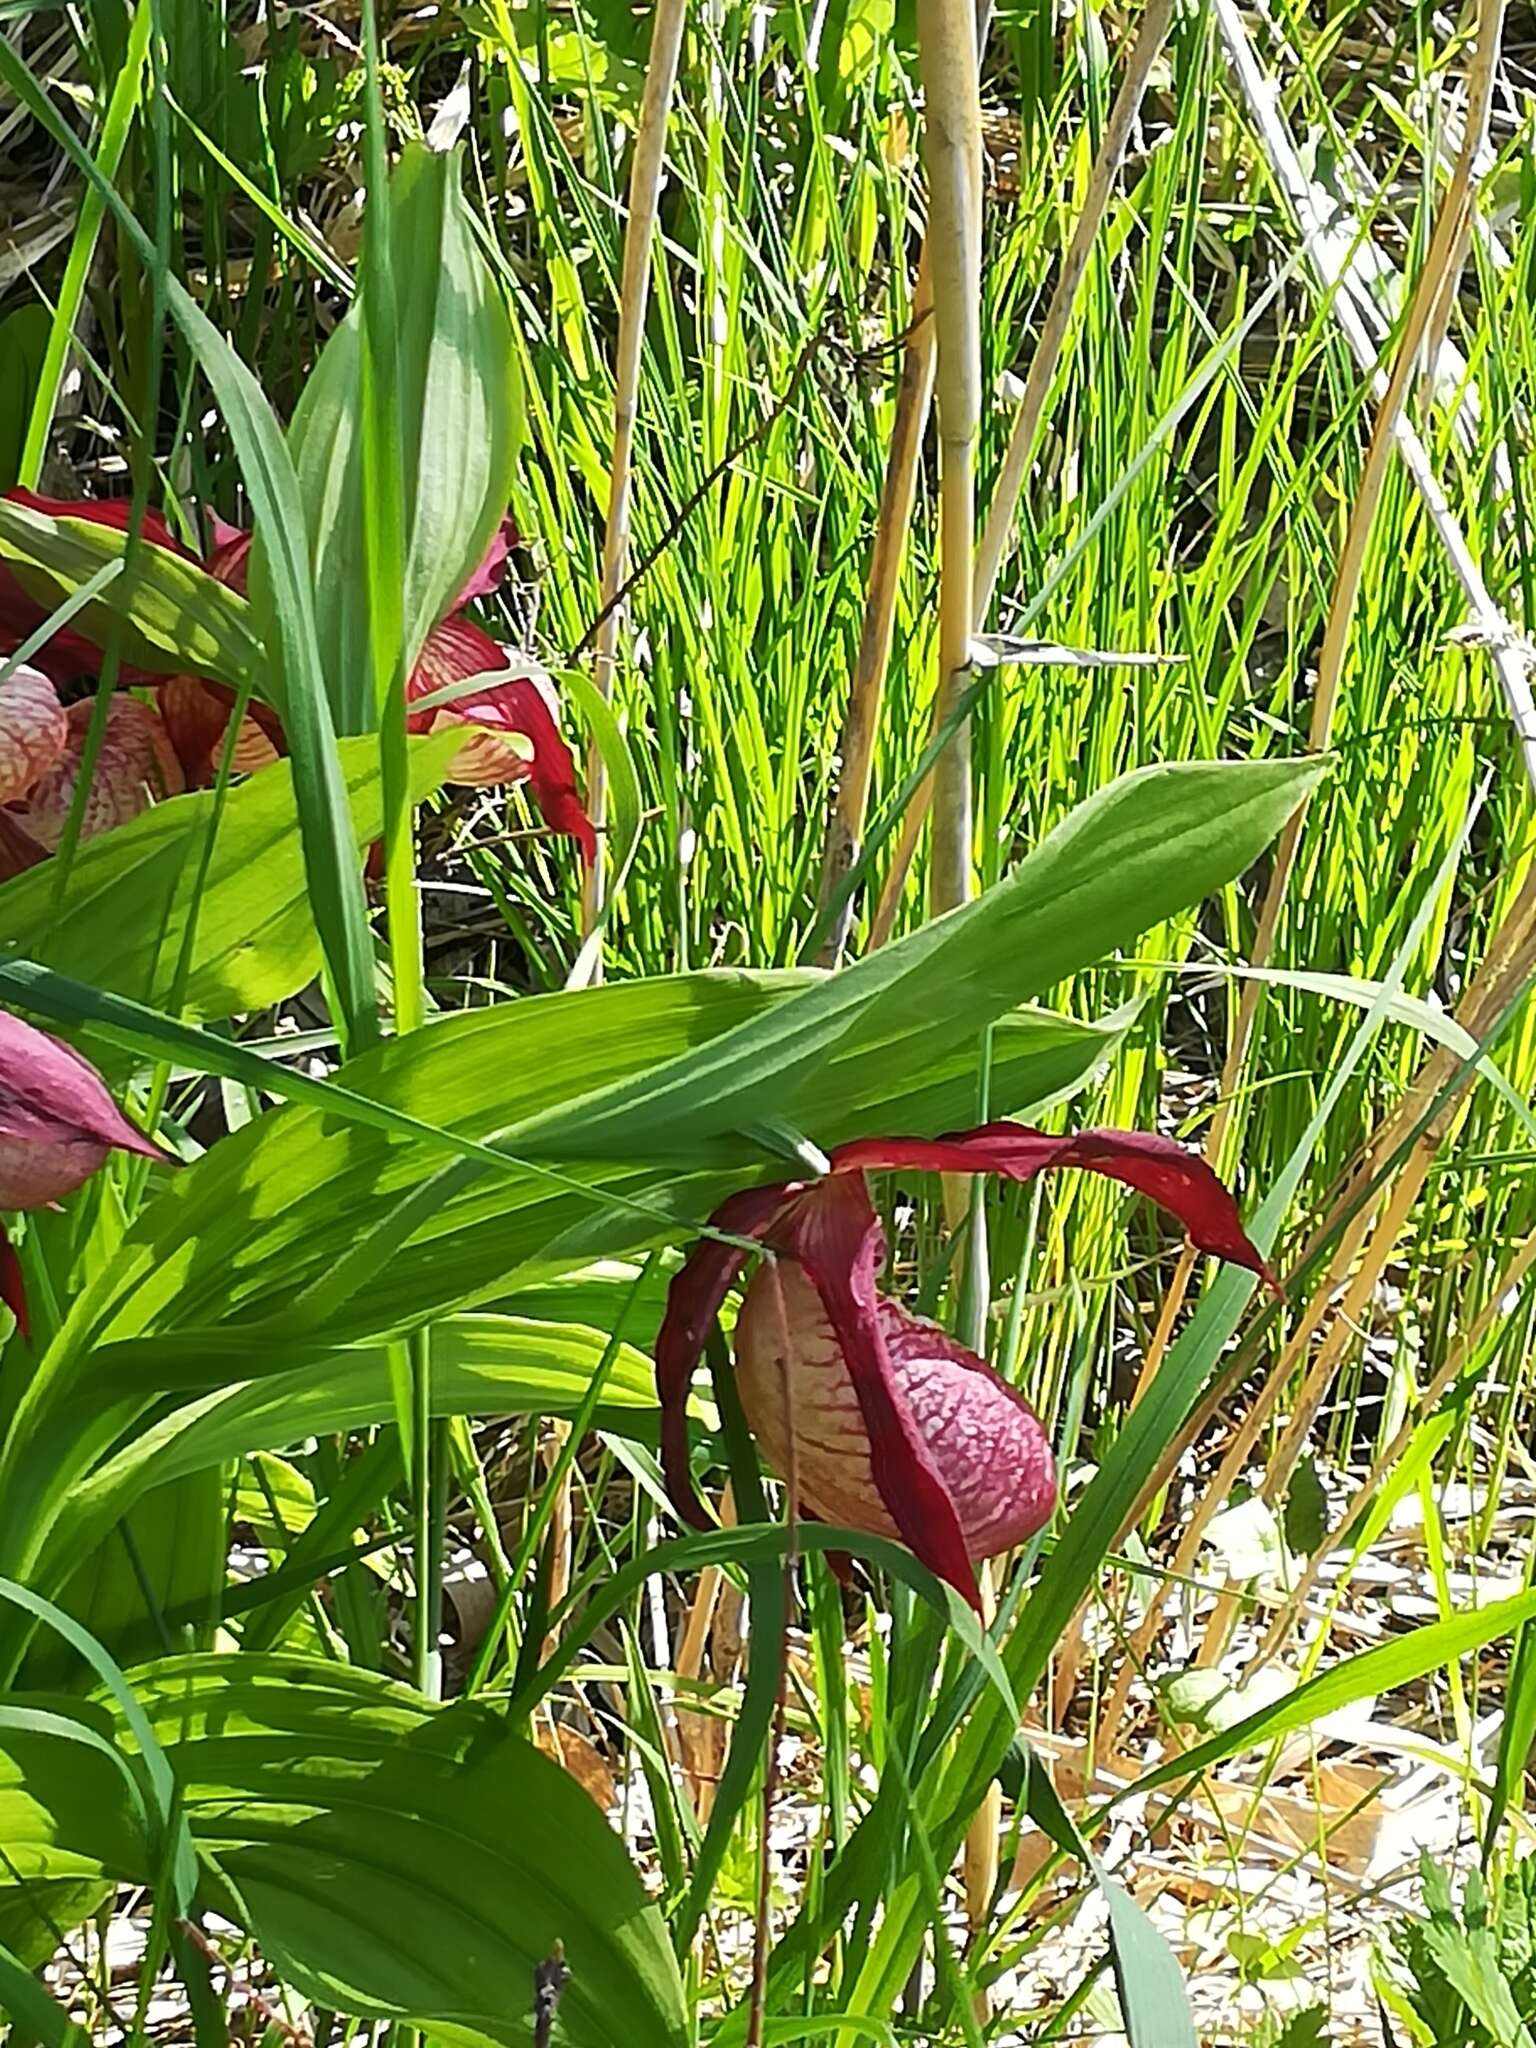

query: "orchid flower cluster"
xmin=656 ymin=1123 xmax=1275 ymax=1604
xmin=0 ymin=489 xmax=594 ymax=872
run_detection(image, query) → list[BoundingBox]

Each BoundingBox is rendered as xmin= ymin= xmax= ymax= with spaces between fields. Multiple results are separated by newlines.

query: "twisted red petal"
xmin=778 ymin=1173 xmax=980 ymax=1606
xmin=655 ymin=1183 xmax=792 ymax=1530
xmin=831 ymin=1122 xmax=1279 ymax=1292
xmin=451 ymin=516 xmax=518 ymax=608
xmin=407 ymin=618 xmax=596 ymax=861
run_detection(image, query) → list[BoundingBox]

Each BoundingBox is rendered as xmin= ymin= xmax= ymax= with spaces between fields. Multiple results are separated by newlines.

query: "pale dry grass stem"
xmin=577 ymin=0 xmax=688 ymax=974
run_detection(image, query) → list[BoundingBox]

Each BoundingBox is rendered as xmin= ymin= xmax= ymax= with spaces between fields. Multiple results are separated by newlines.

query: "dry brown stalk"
xmin=813 ymin=248 xmax=937 ymax=965
xmin=577 ymin=0 xmax=688 ymax=970
xmin=870 ymin=0 xmax=1177 ymax=945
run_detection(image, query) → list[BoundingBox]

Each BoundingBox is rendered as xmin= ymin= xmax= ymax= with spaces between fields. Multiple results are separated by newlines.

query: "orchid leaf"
xmin=114 ymin=1656 xmax=688 ymax=2048
xmin=289 ymin=144 xmax=521 ymax=731
xmin=0 ymin=495 xmax=266 ymax=687
xmin=0 ymin=732 xmax=460 ymax=1019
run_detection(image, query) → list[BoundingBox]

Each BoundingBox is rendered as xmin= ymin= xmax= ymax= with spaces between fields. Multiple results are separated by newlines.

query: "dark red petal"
xmin=878 ymin=1298 xmax=1056 ymax=1554
xmin=157 ymin=676 xmax=230 ymax=785
xmin=499 ymin=681 xmax=596 ymax=864
xmin=655 ymin=1185 xmax=791 ymax=1531
xmin=207 ymin=530 xmax=253 ymax=595
xmin=783 ymin=1173 xmax=980 ymax=1607
xmin=831 ymin=1122 xmax=1279 ymax=1292
xmin=407 ymin=620 xmax=597 ymax=862
xmin=0 ymin=1222 xmax=27 ymax=1340
xmin=0 ymin=809 xmax=48 ymax=881
xmin=451 ymin=516 xmax=518 ymax=609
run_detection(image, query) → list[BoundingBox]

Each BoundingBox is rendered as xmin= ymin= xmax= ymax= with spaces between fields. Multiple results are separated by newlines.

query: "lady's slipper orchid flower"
xmin=656 ymin=1122 xmax=1277 ymax=1607
xmin=0 ymin=663 xmax=68 ymax=803
xmin=0 ymin=662 xmax=182 ymax=871
xmin=0 ymin=1008 xmax=175 ymax=1336
xmin=21 ymin=694 xmax=183 ymax=849
xmin=0 ymin=490 xmax=595 ymax=861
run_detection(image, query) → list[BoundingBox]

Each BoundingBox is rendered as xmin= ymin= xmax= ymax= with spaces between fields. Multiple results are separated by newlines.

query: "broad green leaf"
xmin=31 ymin=1468 xmax=225 ymax=1686
xmin=60 ymin=1314 xmax=681 ymax=1582
xmin=290 ymin=144 xmax=521 ymax=730
xmin=54 ymin=985 xmax=1121 ymax=1353
xmin=117 ymin=1655 xmax=689 ymax=2048
xmin=512 ymin=757 xmax=1324 ymax=1163
xmin=0 ymin=732 xmax=460 ymax=1018
xmin=0 ymin=1578 xmax=197 ymax=1910
xmin=0 ymin=1699 xmax=148 ymax=1886
xmin=1 ymin=991 xmax=1111 ymax=1606
xmin=0 ymin=495 xmax=266 ymax=686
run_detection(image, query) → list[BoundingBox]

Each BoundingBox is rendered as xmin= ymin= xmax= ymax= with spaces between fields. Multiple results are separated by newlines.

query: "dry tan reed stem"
xmin=913 ymin=0 xmax=992 ymax=1946
xmin=915 ymin=0 xmax=984 ymax=919
xmin=1129 ymin=0 xmax=1511 ymax=1404
xmin=541 ymin=1417 xmax=574 ymax=1662
xmin=577 ymin=0 xmax=688 ymax=965
xmin=813 ymin=250 xmax=938 ymax=964
xmin=869 ymin=0 xmax=1176 ymax=944
xmin=674 ymin=1481 xmax=735 ymax=1822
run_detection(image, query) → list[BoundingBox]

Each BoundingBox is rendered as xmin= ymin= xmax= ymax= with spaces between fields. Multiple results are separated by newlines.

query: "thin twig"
xmin=533 ymin=1940 xmax=570 ymax=2048
xmin=569 ymin=330 xmax=828 ymax=663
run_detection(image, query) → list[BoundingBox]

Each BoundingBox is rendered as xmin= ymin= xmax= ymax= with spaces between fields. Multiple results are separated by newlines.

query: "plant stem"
xmin=578 ymin=0 xmax=689 ymax=976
